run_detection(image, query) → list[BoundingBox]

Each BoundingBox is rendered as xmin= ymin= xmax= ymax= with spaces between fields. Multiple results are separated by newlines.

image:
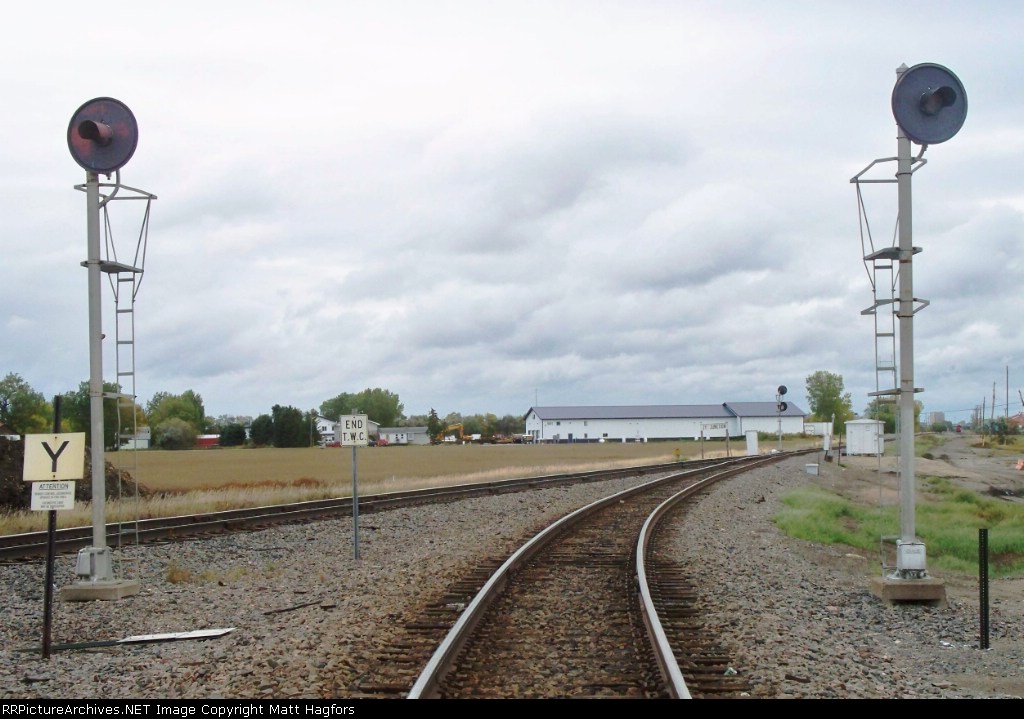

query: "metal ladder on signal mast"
xmin=852 ymin=156 xmax=928 ymax=576
xmin=98 ymin=180 xmax=154 ymax=574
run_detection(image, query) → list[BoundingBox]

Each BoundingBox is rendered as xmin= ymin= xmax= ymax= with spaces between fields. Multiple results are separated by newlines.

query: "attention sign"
xmin=31 ymin=481 xmax=76 ymax=511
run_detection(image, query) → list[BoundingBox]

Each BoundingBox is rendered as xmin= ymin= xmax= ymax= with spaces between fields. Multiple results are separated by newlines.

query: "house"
xmin=313 ymin=415 xmax=336 ymax=445
xmin=524 ymin=402 xmax=808 ymax=443
xmin=0 ymin=423 xmax=20 ymax=440
xmin=378 ymin=426 xmax=431 ymax=446
xmin=120 ymin=426 xmax=151 ymax=450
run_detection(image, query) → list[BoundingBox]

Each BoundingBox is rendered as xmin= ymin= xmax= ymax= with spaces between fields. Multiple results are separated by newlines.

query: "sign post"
xmin=340 ymin=413 xmax=369 ymax=559
xmin=23 ymin=399 xmax=84 ymax=658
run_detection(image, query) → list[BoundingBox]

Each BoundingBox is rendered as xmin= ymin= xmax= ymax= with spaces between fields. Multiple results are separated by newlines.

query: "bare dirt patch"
xmin=832 ymin=434 xmax=1024 ymax=504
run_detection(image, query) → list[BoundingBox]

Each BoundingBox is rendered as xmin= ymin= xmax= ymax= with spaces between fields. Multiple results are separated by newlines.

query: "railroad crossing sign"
xmin=23 ymin=433 xmax=85 ymax=512
xmin=340 ymin=415 xmax=369 ymax=446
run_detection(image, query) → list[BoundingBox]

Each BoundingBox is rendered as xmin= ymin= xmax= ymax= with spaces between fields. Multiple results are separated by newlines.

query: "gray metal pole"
xmin=85 ymin=172 xmax=111 ymax=578
xmin=352 ymin=444 xmax=360 ymax=560
xmin=895 ymin=67 xmax=920 ymax=570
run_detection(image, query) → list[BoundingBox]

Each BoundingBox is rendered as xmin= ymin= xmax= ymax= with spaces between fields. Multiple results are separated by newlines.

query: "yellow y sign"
xmin=22 ymin=433 xmax=86 ymax=481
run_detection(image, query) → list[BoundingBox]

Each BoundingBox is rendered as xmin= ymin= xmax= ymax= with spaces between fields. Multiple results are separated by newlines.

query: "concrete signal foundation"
xmin=60 ymin=579 xmax=141 ymax=602
xmin=869 ymin=576 xmax=947 ymax=608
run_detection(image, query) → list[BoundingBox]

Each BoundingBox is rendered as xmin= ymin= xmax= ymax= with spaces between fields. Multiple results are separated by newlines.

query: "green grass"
xmin=775 ymin=477 xmax=1024 ymax=577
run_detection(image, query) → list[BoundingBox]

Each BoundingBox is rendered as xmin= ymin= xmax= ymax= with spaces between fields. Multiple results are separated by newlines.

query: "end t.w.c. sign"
xmin=340 ymin=415 xmax=369 ymax=446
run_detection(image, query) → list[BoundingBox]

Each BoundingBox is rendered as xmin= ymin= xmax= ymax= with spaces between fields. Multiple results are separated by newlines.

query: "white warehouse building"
xmin=524 ymin=403 xmax=807 ymax=443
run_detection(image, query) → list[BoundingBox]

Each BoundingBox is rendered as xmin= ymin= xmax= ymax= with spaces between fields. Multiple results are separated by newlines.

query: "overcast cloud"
xmin=2 ymin=1 xmax=1022 ymax=425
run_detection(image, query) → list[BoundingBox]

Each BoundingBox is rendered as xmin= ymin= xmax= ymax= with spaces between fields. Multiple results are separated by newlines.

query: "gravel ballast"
xmin=1 ymin=456 xmax=1021 ymax=700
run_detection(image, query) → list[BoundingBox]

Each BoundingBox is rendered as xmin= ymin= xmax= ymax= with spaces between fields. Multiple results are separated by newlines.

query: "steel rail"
xmin=405 ymin=454 xmax=776 ymax=699
xmin=635 ymin=454 xmax=785 ymax=699
xmin=1 ymin=458 xmax=724 ymax=561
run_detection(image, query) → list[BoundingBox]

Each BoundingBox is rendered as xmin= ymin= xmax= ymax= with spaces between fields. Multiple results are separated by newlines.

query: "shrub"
xmin=154 ymin=418 xmax=198 ymax=450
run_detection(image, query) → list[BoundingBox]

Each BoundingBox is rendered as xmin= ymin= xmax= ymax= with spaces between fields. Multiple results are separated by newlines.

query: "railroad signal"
xmin=67 ymin=97 xmax=139 ymax=174
xmin=891 ymin=63 xmax=967 ymax=145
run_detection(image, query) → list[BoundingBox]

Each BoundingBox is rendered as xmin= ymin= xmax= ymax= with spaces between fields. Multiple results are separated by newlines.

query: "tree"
xmin=212 ymin=414 xmax=253 ymax=432
xmin=305 ymin=409 xmax=322 ymax=447
xmin=321 ymin=388 xmax=404 ymax=428
xmin=496 ymin=413 xmax=525 ymax=437
xmin=154 ymin=418 xmax=198 ymax=450
xmin=320 ymin=393 xmax=355 ymax=422
xmin=271 ymin=404 xmax=307 ymax=448
xmin=146 ymin=390 xmax=206 ymax=434
xmin=804 ymin=370 xmax=853 ymax=432
xmin=865 ymin=398 xmax=923 ymax=433
xmin=220 ymin=422 xmax=247 ymax=447
xmin=61 ymin=380 xmax=122 ymax=449
xmin=353 ymin=388 xmax=404 ymax=428
xmin=865 ymin=399 xmax=898 ymax=434
xmin=0 ymin=373 xmax=50 ymax=434
xmin=250 ymin=414 xmax=273 ymax=446
xmin=426 ymin=408 xmax=443 ymax=442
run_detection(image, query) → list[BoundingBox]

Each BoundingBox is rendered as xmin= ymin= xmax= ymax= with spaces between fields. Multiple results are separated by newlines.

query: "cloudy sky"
xmin=2 ymin=1 xmax=1021 ymax=426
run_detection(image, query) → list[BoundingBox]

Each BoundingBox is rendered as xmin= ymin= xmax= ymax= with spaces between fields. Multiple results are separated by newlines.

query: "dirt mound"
xmin=0 ymin=437 xmax=149 ymax=510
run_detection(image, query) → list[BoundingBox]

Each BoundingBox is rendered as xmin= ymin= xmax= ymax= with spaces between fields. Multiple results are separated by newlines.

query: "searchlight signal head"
xmin=891 ymin=63 xmax=967 ymax=145
xmin=67 ymin=97 xmax=139 ymax=174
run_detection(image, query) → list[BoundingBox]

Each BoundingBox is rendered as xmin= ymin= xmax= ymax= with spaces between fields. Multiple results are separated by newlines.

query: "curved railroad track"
xmin=403 ymin=451 xmax=803 ymax=699
xmin=1 ymin=458 xmax=735 ymax=562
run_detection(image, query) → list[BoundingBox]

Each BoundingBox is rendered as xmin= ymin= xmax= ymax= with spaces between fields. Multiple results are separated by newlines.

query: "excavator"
xmin=436 ymin=423 xmax=465 ymax=444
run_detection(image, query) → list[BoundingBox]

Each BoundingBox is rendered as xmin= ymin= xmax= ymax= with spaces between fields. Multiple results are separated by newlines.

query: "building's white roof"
xmin=526 ymin=402 xmax=806 ymax=421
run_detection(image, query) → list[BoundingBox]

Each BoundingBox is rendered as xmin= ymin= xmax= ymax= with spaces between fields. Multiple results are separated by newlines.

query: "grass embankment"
xmin=776 ymin=434 xmax=1024 ymax=577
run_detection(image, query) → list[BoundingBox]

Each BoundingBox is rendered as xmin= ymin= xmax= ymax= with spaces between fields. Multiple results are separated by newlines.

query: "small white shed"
xmin=846 ymin=419 xmax=884 ymax=456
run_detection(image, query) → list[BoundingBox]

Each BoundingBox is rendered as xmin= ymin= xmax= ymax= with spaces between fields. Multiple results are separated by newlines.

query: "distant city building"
xmin=925 ymin=411 xmax=946 ymax=427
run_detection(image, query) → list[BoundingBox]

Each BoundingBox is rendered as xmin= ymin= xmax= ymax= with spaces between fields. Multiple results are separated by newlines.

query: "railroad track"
xmin=395 ymin=451 xmax=803 ymax=699
xmin=0 ymin=458 xmax=732 ymax=562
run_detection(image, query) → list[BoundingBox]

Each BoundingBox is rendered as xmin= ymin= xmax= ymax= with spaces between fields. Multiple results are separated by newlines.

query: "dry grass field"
xmin=116 ymin=441 xmax=713 ymax=493
xmin=2 ymin=438 xmax=818 ymax=534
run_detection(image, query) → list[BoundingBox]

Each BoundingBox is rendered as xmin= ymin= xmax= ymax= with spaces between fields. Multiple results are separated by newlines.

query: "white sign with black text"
xmin=31 ymin=481 xmax=76 ymax=511
xmin=340 ymin=415 xmax=369 ymax=446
